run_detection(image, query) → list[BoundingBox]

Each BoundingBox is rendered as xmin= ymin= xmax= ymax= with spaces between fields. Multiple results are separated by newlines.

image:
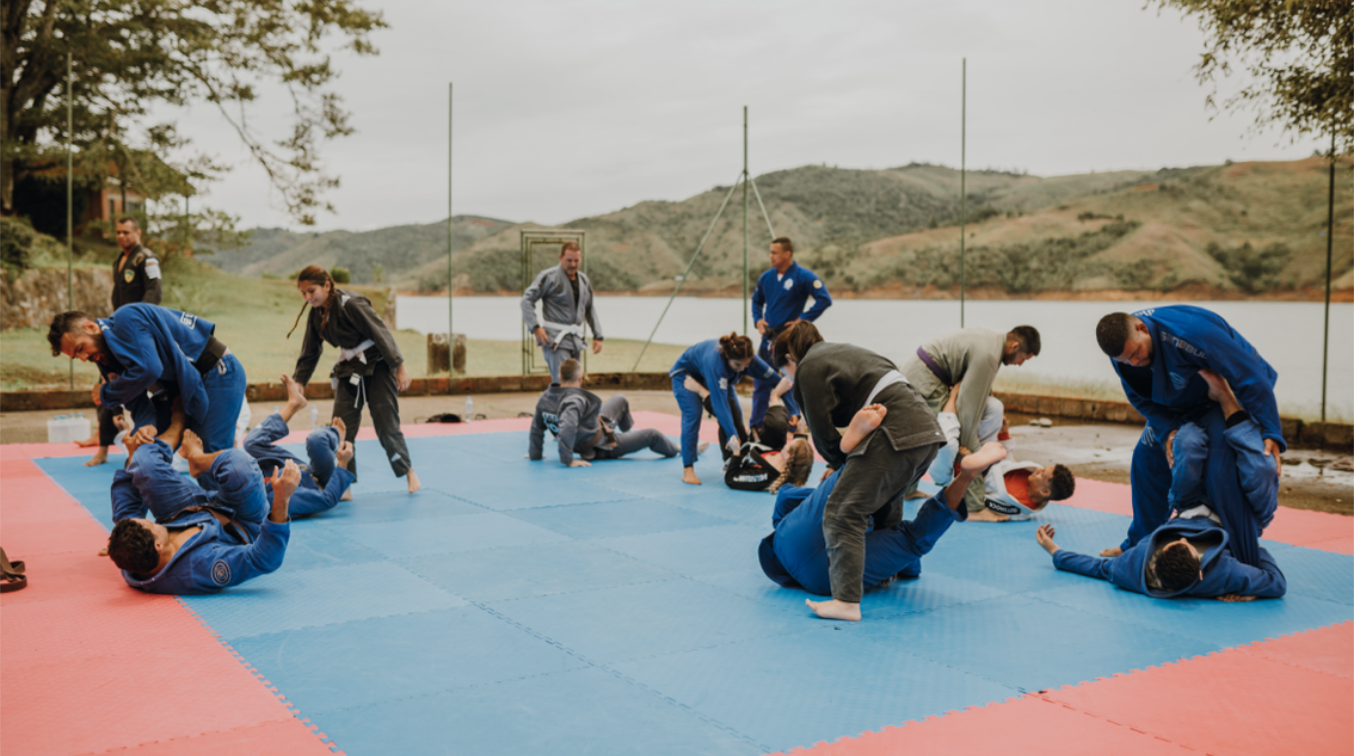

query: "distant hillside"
xmin=205 ymin=158 xmax=1352 ymax=298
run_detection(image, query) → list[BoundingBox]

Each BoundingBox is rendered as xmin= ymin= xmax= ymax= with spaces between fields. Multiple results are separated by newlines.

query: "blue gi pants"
xmin=771 ymin=468 xmax=965 ymax=596
xmin=126 ymin=440 xmax=268 ymax=540
xmin=672 ymin=375 xmax=708 ymax=467
xmin=749 ymin=336 xmax=798 ymax=430
xmin=194 ymin=353 xmax=248 ymax=454
xmin=243 ymin=412 xmax=348 ymax=517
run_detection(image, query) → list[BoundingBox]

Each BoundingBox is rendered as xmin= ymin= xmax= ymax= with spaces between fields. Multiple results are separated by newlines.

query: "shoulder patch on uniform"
xmin=210 ymin=559 xmax=232 ymax=586
xmin=144 ymin=259 xmax=161 ymax=280
xmin=812 ymin=280 xmax=822 ymax=289
xmin=179 ymin=312 xmax=198 ymax=329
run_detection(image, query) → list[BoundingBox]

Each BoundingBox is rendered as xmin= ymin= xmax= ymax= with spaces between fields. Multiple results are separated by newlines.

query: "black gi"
xmin=98 ymin=244 xmax=164 ymax=445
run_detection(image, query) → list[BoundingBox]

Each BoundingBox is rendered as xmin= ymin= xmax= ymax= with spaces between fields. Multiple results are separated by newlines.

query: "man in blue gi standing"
xmin=48 ymin=304 xmax=247 ymax=460
xmin=1094 ymin=306 xmax=1283 ymax=565
xmin=750 ymin=237 xmax=830 ymax=435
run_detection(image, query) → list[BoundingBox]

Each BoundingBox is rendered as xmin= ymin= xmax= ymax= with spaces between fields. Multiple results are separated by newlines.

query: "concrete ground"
xmin=3 ymin=391 xmax=1349 ymax=516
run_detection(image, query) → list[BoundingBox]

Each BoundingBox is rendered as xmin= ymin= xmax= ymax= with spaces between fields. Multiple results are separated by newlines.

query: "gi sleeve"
xmin=1052 ymin=549 xmax=1114 ymax=582
xmin=521 ymin=270 xmax=550 ymax=332
xmin=101 ymin=314 xmax=165 ymax=408
xmin=190 ymin=518 xmax=291 ymax=592
xmin=139 ymin=255 xmax=163 ymax=305
xmin=954 ymin=350 xmax=1001 ymax=452
xmin=1214 ymin=547 xmax=1287 ymax=598
xmin=703 ymin=363 xmax=744 ymax=443
xmin=751 ymin=275 xmax=767 ymax=323
xmin=749 ymin=356 xmax=779 ymax=383
xmin=801 ymin=271 xmax=832 ymax=322
xmin=583 ymin=279 xmax=603 ymax=340
xmin=528 ymin=407 xmax=547 ymax=461
xmin=317 ymin=468 xmax=356 ymax=513
xmin=795 ymin=360 xmax=846 ymax=469
xmin=291 ymin=314 xmax=324 ymax=387
xmin=348 ymin=296 xmax=404 ymax=368
xmin=556 ymin=398 xmax=581 ymax=465
xmin=110 ymin=469 xmax=148 ymax=523
xmin=1193 ymin=329 xmax=1285 ymax=450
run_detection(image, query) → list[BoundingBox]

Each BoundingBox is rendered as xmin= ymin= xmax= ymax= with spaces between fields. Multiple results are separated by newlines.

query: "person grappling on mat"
xmin=758 ymin=403 xmax=1009 ymax=608
xmin=529 ymin=359 xmax=679 ymax=467
xmin=1034 ymin=369 xmax=1285 ymax=602
xmin=926 ymin=387 xmax=1075 ymax=522
xmin=104 ymin=403 xmax=298 ymax=595
xmin=243 ymin=373 xmax=356 ymax=517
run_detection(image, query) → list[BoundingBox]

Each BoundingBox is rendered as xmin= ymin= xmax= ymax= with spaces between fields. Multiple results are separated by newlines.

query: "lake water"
xmin=398 ymin=295 xmax=1354 ymax=421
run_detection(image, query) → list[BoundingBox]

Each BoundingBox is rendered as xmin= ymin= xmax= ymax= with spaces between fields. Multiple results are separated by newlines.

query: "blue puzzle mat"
xmin=36 ymin=430 xmax=1354 ymax=755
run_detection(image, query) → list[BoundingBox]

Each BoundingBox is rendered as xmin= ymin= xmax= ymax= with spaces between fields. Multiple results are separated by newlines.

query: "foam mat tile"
xmin=487 ymin=578 xmax=803 ymax=664
xmin=447 ymin=475 xmax=636 ymax=510
xmin=299 ymin=488 xmax=485 ymax=526
xmin=1236 ymin=621 xmax=1352 ymax=679
xmin=316 ymin=667 xmax=761 ymax=756
xmin=399 ymin=540 xmax=676 ymax=602
xmin=594 ymin=522 xmax=772 ymax=578
xmin=505 ymin=497 xmax=729 ymax=539
xmin=108 ymin=719 xmax=335 ymax=756
xmin=229 ymin=606 xmax=588 ymax=714
xmin=184 ymin=561 xmax=466 ymax=639
xmin=1255 ymin=542 xmax=1354 ymax=605
xmin=341 ymin=510 xmax=570 ymax=558
xmin=612 ymin=628 xmax=1018 ymax=753
xmin=271 ymin=527 xmax=390 ymax=572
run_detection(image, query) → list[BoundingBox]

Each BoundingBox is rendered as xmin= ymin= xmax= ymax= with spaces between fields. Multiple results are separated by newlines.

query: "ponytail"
xmin=717 ymin=331 xmax=754 ymax=361
xmin=288 ymin=265 xmax=337 ymax=339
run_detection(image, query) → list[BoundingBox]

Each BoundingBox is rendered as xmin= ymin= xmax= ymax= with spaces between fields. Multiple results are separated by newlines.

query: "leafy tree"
xmin=1152 ymin=0 xmax=1351 ymax=153
xmin=1 ymin=0 xmax=386 ymax=225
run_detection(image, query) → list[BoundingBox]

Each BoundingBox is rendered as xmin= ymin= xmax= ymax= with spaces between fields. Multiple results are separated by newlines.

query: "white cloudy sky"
xmin=168 ymin=0 xmax=1325 ymax=231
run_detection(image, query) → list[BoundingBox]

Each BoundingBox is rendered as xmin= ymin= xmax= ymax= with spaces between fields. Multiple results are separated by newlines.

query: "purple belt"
xmin=916 ymin=347 xmax=954 ymax=387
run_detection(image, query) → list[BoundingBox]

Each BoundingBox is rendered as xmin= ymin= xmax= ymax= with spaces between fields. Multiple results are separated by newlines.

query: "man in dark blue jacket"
xmin=48 ymin=305 xmax=246 ymax=457
xmin=749 ymin=237 xmax=830 ymax=433
xmin=1095 ymin=306 xmax=1282 ymax=564
xmin=106 ymin=412 xmax=298 ymax=595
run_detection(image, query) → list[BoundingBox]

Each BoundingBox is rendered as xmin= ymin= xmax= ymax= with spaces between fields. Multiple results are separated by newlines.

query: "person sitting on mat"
xmin=926 ymin=388 xmax=1076 ymax=522
xmin=242 ymin=373 xmax=356 ymax=517
xmin=1033 ymin=370 xmax=1284 ymax=601
xmin=758 ymin=403 xmax=1009 ymax=605
xmin=105 ymin=404 xmax=298 ymax=595
xmin=529 ymin=359 xmax=681 ymax=467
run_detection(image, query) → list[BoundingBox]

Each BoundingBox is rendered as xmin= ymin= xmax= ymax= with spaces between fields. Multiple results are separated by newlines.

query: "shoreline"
xmin=412 ymin=285 xmax=1354 ymax=302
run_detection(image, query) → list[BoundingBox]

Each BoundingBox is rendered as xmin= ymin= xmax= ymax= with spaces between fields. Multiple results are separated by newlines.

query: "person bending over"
xmin=105 ymin=410 xmax=299 ymax=594
xmin=242 ymin=373 xmax=356 ymax=517
xmin=927 ymin=389 xmax=1075 ymax=522
xmin=758 ymin=403 xmax=1009 ymax=610
xmin=529 ymin=359 xmax=679 ymax=466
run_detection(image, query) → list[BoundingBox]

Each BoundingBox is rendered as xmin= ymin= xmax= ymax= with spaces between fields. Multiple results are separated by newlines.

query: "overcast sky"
xmin=169 ymin=0 xmax=1326 ymax=232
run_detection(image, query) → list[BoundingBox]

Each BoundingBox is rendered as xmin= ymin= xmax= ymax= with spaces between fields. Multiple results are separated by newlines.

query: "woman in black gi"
xmin=774 ymin=322 xmax=942 ymax=621
xmin=288 ymin=265 xmax=420 ymax=493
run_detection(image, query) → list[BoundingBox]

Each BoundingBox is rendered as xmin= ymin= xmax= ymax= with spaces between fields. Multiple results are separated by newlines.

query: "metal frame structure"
xmin=521 ymin=229 xmax=588 ymax=375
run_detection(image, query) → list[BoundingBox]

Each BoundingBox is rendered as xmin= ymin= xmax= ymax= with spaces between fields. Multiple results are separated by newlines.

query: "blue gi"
xmin=111 ymin=440 xmax=287 ymax=594
xmin=1112 ymin=306 xmax=1282 ymax=561
xmin=670 ymin=339 xmax=780 ymax=467
xmin=758 ymin=467 xmax=966 ymax=596
xmin=1051 ymin=514 xmax=1286 ymax=599
xmin=243 ymin=413 xmax=355 ymax=517
xmin=749 ymin=262 xmax=831 ymax=428
xmin=97 ymin=303 xmax=247 ymax=454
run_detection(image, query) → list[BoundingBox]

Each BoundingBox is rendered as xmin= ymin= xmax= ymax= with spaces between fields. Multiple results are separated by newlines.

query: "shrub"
xmin=330 ymin=266 xmax=351 ymax=284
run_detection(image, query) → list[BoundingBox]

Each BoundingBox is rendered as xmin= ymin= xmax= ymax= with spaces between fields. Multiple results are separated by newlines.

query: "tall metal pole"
xmin=743 ymin=105 xmax=749 ymax=337
xmin=67 ymin=52 xmax=74 ymax=388
xmin=454 ymin=81 xmax=460 ymax=373
xmin=1320 ymin=132 xmax=1335 ymax=423
xmin=959 ymin=58 xmax=966 ymax=328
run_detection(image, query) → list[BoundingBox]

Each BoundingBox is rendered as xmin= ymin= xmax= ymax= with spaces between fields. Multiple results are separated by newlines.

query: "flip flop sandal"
xmin=1 ymin=547 xmax=27 ymax=593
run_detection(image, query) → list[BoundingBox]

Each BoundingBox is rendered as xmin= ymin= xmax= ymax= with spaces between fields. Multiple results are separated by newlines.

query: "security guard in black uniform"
xmin=78 ymin=217 xmax=165 ymax=466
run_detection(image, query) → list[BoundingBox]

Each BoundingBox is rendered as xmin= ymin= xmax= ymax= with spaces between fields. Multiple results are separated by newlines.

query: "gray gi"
xmin=292 ymin=289 xmax=411 ymax=480
xmin=793 ymin=342 xmax=944 ymax=604
xmin=529 ymin=388 xmax=677 ymax=465
xmin=521 ymin=265 xmax=604 ymax=382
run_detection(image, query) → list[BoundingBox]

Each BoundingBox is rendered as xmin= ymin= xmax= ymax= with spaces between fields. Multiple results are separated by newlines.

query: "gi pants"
xmin=773 ymin=469 xmax=965 ymax=596
xmin=126 ymin=440 xmax=268 ymax=540
xmin=750 ymin=336 xmax=797 ymax=429
xmin=591 ymin=396 xmax=680 ymax=460
xmin=671 ymin=375 xmax=748 ymax=467
xmin=823 ymin=382 xmax=940 ymax=604
xmin=195 ymin=353 xmax=248 ymax=454
xmin=243 ymin=412 xmax=348 ymax=517
xmin=908 ymin=378 xmax=989 ymax=513
xmin=541 ymin=338 xmax=583 ymax=383
xmin=333 ymin=359 xmax=412 ymax=480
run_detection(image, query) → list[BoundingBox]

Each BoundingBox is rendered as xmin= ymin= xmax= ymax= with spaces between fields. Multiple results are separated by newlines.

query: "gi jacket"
xmin=670 ymin=340 xmax=779 ymax=440
xmin=793 ymin=342 xmax=943 ymax=470
xmin=1052 ymin=516 xmax=1286 ymax=599
xmin=529 ymin=385 xmax=611 ymax=465
xmin=901 ymin=327 xmax=1008 ymax=452
xmin=109 ymin=469 xmax=289 ymax=595
xmin=97 ymin=304 xmax=218 ymax=427
xmin=293 ymin=290 xmax=404 ymax=385
xmin=521 ymin=265 xmax=603 ymax=352
xmin=750 ymin=261 xmax=831 ymax=329
xmin=111 ymin=244 xmax=162 ymax=309
xmin=1113 ymin=305 xmax=1284 ymax=451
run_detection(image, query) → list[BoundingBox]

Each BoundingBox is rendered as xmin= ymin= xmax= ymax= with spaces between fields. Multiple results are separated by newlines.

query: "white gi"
xmin=926 ymin=396 xmax=1043 ymax=520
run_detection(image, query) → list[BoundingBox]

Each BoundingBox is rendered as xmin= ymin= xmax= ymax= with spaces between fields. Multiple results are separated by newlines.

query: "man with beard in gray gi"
xmin=521 ymin=241 xmax=604 ymax=382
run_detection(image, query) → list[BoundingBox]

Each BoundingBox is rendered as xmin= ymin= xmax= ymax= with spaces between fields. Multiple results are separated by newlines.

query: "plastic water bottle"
xmin=74 ymin=412 xmax=90 ymax=441
xmin=464 ymin=396 xmax=474 ymax=423
xmin=310 ymin=405 xmax=319 ymax=429
xmin=46 ymin=415 xmax=60 ymax=443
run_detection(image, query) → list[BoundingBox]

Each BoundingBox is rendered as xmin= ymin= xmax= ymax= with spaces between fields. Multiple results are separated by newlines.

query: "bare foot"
xmin=1099 ymin=546 xmax=1123 ymax=558
xmin=841 ymin=404 xmax=886 ymax=454
xmin=806 ymin=598 xmax=861 ymax=621
xmin=340 ymin=489 xmax=353 ymax=501
xmin=968 ymin=508 xmax=1009 ymax=523
xmin=960 ymin=441 xmax=1007 ymax=473
xmin=330 ymin=415 xmax=346 ymax=438
xmin=406 ymin=468 xmax=421 ymax=494
xmin=695 ymin=441 xmax=709 ymax=456
xmin=75 ymin=433 xmax=100 ymax=448
xmin=84 ymin=448 xmax=109 ymax=467
xmin=279 ymin=373 xmax=308 ymax=421
xmin=682 ymin=467 xmax=702 ymax=485
xmin=180 ymin=430 xmax=211 ymax=478
xmin=97 ymin=546 xmax=109 ymax=557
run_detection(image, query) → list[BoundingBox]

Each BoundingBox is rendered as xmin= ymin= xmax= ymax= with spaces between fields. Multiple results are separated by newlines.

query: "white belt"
xmin=865 ymin=370 xmax=908 ymax=406
xmin=339 ymin=339 xmax=376 ymax=363
xmin=1177 ymin=504 xmax=1222 ymax=524
xmin=542 ymin=321 xmax=586 ymax=347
